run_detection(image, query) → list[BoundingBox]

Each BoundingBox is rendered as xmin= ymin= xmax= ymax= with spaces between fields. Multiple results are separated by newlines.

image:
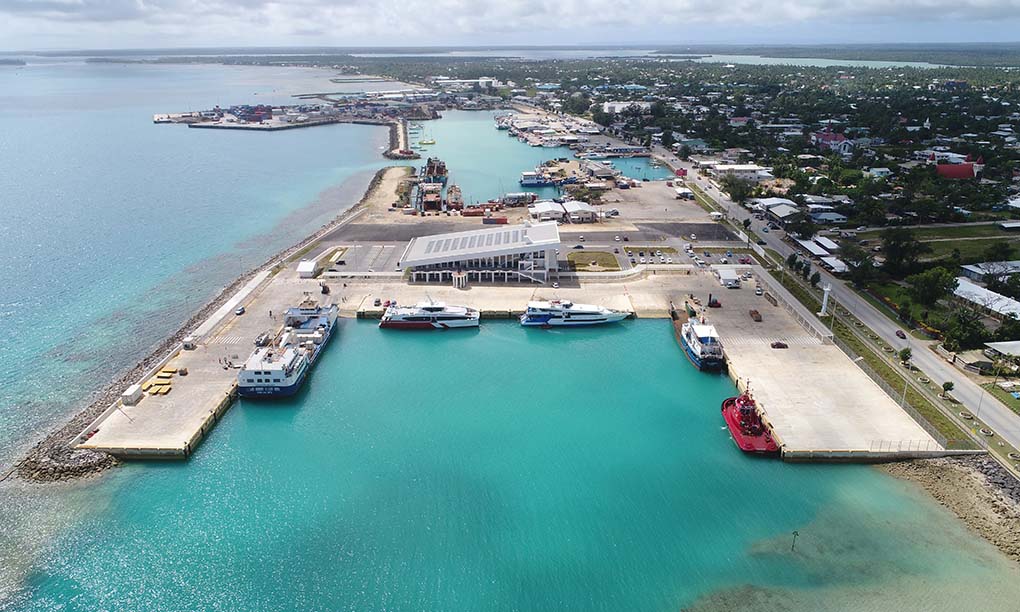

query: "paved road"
xmin=652 ymin=145 xmax=1020 ymax=449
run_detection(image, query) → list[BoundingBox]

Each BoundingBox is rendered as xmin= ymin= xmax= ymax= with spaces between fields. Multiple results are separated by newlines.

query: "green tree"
xmin=719 ymin=175 xmax=755 ymax=203
xmin=906 ymin=267 xmax=958 ymax=306
xmin=810 ymin=271 xmax=821 ymax=287
xmin=942 ymin=308 xmax=988 ymax=351
xmin=941 ymin=381 xmax=955 ymax=397
xmin=786 ymin=253 xmax=799 ymax=269
xmin=841 ymin=244 xmax=876 ymax=287
xmin=742 ymin=218 xmax=752 ymax=230
xmin=660 ymin=129 xmax=674 ymax=149
xmin=983 ymin=241 xmax=1014 ymax=263
xmin=898 ymin=347 xmax=912 ymax=363
xmin=881 ymin=227 xmax=931 ymax=277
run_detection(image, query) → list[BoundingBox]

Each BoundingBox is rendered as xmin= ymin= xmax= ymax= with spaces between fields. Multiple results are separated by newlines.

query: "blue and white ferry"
xmin=678 ymin=320 xmax=725 ymax=371
xmin=520 ymin=300 xmax=628 ymax=327
xmin=237 ymin=303 xmax=339 ymax=398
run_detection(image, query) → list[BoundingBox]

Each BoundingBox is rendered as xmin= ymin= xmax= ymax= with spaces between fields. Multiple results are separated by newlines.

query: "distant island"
xmin=0 ymin=59 xmax=26 ymax=66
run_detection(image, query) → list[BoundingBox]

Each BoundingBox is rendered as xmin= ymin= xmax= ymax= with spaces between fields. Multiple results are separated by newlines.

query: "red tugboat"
xmin=721 ymin=391 xmax=779 ymax=455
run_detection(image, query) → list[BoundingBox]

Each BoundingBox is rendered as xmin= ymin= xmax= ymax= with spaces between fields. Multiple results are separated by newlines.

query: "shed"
xmin=297 ymin=260 xmax=319 ymax=279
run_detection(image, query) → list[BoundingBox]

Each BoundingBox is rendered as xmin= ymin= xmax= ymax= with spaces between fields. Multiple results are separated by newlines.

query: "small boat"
xmin=721 ymin=392 xmax=779 ymax=454
xmin=520 ymin=300 xmax=628 ymax=327
xmin=380 ymin=299 xmax=479 ymax=330
xmin=678 ymin=320 xmax=725 ymax=371
xmin=419 ymin=138 xmax=436 ymax=145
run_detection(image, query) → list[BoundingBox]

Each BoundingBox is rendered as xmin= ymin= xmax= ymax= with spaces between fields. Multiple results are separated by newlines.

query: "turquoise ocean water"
xmin=7 ymin=321 xmax=1020 ymax=610
xmin=1 ymin=64 xmax=1019 ymax=611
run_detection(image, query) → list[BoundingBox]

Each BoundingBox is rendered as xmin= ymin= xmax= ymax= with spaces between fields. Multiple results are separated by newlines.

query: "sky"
xmin=2 ymin=0 xmax=1020 ymax=51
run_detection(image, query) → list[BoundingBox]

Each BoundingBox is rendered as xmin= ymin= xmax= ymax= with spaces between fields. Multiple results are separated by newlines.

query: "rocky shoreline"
xmin=11 ymin=166 xmax=398 ymax=484
xmin=880 ymin=456 xmax=1020 ymax=563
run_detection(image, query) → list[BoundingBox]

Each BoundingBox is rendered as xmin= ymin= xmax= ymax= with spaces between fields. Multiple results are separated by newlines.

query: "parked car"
xmin=552 ymin=282 xmax=560 ymax=289
xmin=755 ymin=286 xmax=763 ymax=296
xmin=573 ymin=244 xmax=584 ymax=249
xmin=614 ymin=235 xmax=621 ymax=242
xmin=234 ymin=306 xmax=246 ymax=316
xmin=771 ymin=341 xmax=789 ymax=349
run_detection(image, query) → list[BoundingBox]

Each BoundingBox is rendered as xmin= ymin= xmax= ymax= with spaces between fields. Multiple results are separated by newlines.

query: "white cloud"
xmin=1 ymin=0 xmax=1020 ymax=49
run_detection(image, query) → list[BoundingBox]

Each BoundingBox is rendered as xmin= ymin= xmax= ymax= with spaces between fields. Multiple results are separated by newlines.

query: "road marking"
xmin=209 ymin=336 xmax=243 ymax=345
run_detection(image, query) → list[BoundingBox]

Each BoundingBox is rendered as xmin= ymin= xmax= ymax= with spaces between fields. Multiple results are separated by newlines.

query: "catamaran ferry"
xmin=519 ymin=300 xmax=629 ymax=327
xmin=237 ymin=303 xmax=339 ymax=398
xmin=678 ymin=320 xmax=725 ymax=371
xmin=379 ymin=300 xmax=480 ymax=330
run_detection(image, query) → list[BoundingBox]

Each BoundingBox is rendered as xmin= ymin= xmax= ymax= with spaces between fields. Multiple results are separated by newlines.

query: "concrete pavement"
xmin=653 ymin=146 xmax=1020 ymax=450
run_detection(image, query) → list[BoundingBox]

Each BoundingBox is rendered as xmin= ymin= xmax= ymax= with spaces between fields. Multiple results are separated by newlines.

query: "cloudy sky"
xmin=2 ymin=0 xmax=1020 ymax=51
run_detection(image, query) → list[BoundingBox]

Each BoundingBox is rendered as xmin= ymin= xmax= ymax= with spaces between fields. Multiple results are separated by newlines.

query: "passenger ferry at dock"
xmin=380 ymin=299 xmax=480 ymax=330
xmin=520 ymin=300 xmax=629 ymax=327
xmin=237 ymin=303 xmax=339 ymax=398
xmin=678 ymin=319 xmax=725 ymax=371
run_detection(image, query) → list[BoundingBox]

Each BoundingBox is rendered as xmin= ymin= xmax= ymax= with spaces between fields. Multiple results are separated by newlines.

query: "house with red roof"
xmin=810 ymin=130 xmax=854 ymax=156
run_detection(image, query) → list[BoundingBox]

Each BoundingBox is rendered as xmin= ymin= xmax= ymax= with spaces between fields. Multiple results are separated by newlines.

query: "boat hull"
xmin=721 ymin=397 xmax=779 ymax=454
xmin=379 ymin=319 xmax=479 ymax=330
xmin=520 ymin=312 xmax=628 ymax=327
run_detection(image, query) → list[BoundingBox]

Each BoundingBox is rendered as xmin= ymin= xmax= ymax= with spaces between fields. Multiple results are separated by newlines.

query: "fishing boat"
xmin=419 ymin=138 xmax=436 ymax=145
xmin=520 ymin=170 xmax=554 ymax=187
xmin=380 ymin=299 xmax=479 ymax=330
xmin=721 ymin=391 xmax=779 ymax=454
xmin=678 ymin=319 xmax=725 ymax=371
xmin=520 ymin=300 xmax=628 ymax=327
xmin=237 ymin=303 xmax=339 ymax=398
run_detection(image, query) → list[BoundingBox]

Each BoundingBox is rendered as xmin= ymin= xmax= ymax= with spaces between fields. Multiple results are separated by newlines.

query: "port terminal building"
xmin=399 ymin=222 xmax=561 ymax=285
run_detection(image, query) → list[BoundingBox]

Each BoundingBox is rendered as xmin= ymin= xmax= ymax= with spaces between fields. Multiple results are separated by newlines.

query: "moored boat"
xmin=721 ymin=392 xmax=779 ymax=454
xmin=678 ymin=319 xmax=725 ymax=371
xmin=380 ymin=299 xmax=479 ymax=330
xmin=237 ymin=303 xmax=339 ymax=398
xmin=520 ymin=300 xmax=628 ymax=327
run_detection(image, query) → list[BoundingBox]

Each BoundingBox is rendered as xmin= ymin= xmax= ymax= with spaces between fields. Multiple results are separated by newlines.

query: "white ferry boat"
xmin=237 ymin=303 xmax=339 ymax=398
xmin=678 ymin=320 xmax=725 ymax=371
xmin=379 ymin=299 xmax=480 ymax=330
xmin=519 ymin=300 xmax=629 ymax=327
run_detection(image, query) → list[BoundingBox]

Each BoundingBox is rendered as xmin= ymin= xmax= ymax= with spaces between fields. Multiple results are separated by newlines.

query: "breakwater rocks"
xmin=881 ymin=456 xmax=1020 ymax=562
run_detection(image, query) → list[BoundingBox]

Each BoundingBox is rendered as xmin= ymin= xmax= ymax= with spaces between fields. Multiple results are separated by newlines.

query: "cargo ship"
xmin=379 ymin=299 xmax=480 ymax=330
xmin=420 ymin=157 xmax=448 ymax=184
xmin=721 ymin=392 xmax=779 ymax=454
xmin=520 ymin=300 xmax=629 ymax=327
xmin=237 ymin=303 xmax=339 ymax=398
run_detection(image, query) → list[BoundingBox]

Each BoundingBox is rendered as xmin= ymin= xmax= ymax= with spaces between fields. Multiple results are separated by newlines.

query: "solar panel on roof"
xmin=443 ymin=238 xmax=452 ymax=251
xmin=425 ymin=240 xmax=436 ymax=254
xmin=469 ymin=236 xmax=477 ymax=248
xmin=486 ymin=234 xmax=494 ymax=246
